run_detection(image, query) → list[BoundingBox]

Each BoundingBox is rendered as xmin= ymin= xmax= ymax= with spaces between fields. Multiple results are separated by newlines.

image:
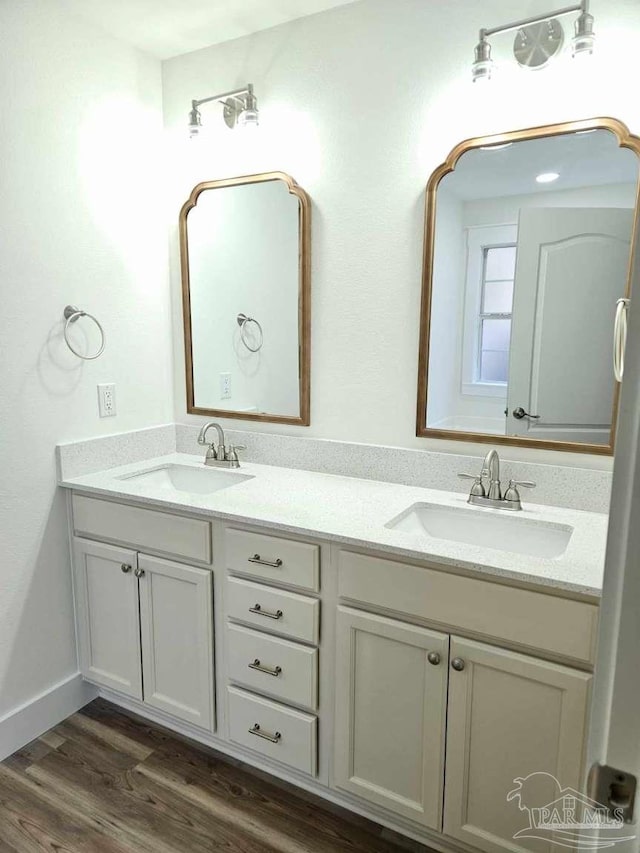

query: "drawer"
xmin=227 ymin=686 xmax=317 ymax=776
xmin=227 ymin=577 xmax=320 ymax=645
xmin=339 ymin=551 xmax=598 ymax=665
xmin=226 ymin=624 xmax=318 ymax=710
xmin=72 ymin=494 xmax=212 ymax=565
xmin=225 ymin=528 xmax=319 ymax=592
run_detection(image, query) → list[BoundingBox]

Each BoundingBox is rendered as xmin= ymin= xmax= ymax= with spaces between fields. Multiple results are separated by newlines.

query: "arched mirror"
xmin=180 ymin=172 xmax=311 ymax=425
xmin=417 ymin=118 xmax=640 ymax=454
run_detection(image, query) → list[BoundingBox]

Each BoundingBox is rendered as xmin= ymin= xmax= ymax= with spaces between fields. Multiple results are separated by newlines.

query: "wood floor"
xmin=0 ymin=698 xmax=432 ymax=853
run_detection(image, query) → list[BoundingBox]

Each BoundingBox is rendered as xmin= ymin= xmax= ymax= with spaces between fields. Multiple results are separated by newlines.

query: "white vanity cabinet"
xmin=65 ymin=488 xmax=600 ymax=853
xmin=443 ymin=637 xmax=591 ymax=853
xmin=334 ymin=606 xmax=449 ymax=830
xmin=334 ymin=550 xmax=594 ymax=850
xmin=72 ymin=536 xmax=215 ymax=733
xmin=72 ymin=539 xmax=143 ymax=700
xmin=223 ymin=526 xmax=322 ymax=777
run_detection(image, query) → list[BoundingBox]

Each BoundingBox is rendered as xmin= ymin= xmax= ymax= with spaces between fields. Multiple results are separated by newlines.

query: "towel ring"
xmin=63 ymin=305 xmax=105 ymax=360
xmin=237 ymin=313 xmax=263 ymax=353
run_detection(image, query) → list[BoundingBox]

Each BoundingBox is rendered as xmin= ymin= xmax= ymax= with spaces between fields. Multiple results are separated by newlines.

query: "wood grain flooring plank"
xmin=84 ymin=700 xmax=431 ymax=852
xmin=57 ymin=712 xmax=153 ymax=762
xmin=140 ymin=735 xmax=417 ymax=853
xmin=79 ymin=699 xmax=182 ymax=753
xmin=137 ymin=758 xmax=397 ymax=853
xmin=1 ymin=700 xmax=431 ymax=853
xmin=0 ymin=766 xmax=131 ymax=853
xmin=26 ymin=743 xmax=281 ymax=853
xmin=38 ymin=732 xmax=66 ymax=751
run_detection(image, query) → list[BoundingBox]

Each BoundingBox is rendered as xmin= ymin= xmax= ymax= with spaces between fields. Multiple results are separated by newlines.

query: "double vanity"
xmin=58 ymin=432 xmax=605 ymax=853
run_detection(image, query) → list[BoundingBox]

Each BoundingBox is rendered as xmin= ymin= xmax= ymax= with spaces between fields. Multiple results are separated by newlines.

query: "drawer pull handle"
xmin=249 ymin=553 xmax=283 ymax=568
xmin=249 ymin=604 xmax=283 ymax=620
xmin=249 ymin=658 xmax=282 ymax=677
xmin=249 ymin=723 xmax=281 ymax=744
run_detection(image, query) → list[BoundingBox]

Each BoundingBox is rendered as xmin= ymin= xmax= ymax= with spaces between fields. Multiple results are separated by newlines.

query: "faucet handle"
xmin=504 ymin=479 xmax=536 ymax=507
xmin=458 ymin=473 xmax=486 ymax=497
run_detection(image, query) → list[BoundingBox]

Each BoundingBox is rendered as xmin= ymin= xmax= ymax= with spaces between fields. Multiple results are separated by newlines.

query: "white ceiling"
xmin=443 ymin=130 xmax=640 ymax=201
xmin=54 ymin=0 xmax=360 ymax=60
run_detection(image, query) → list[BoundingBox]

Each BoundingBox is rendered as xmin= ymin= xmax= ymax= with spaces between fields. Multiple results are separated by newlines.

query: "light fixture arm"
xmin=191 ymin=85 xmax=253 ymax=111
xmin=480 ymin=0 xmax=588 ymax=40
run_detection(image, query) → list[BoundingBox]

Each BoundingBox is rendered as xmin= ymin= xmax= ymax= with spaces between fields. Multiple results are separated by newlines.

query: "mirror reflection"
xmin=180 ymin=173 xmax=311 ymax=425
xmin=421 ymin=123 xmax=640 ymax=452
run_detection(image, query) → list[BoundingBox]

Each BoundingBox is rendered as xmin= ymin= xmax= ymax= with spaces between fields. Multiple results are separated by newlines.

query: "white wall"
xmin=464 ymin=182 xmax=638 ymax=228
xmin=0 ymin=1 xmax=172 ymax=719
xmin=189 ymin=180 xmax=300 ymax=416
xmin=426 ymin=190 xmax=465 ymax=426
xmin=162 ymin=0 xmax=640 ymax=469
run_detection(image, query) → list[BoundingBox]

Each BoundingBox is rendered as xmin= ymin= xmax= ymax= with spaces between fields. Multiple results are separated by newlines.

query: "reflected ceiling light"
xmin=188 ymin=83 xmax=259 ymax=137
xmin=536 ymin=172 xmax=560 ymax=183
xmin=471 ymin=0 xmax=595 ymax=82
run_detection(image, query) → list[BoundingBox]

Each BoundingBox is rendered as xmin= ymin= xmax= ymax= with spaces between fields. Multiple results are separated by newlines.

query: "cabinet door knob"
xmin=451 ymin=657 xmax=466 ymax=672
xmin=134 ymin=567 xmax=145 ymax=578
xmin=427 ymin=651 xmax=441 ymax=666
xmin=121 ymin=563 xmax=132 ymax=573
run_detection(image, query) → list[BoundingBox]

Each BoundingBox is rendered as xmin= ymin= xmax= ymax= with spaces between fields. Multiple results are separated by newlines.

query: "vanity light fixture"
xmin=472 ymin=0 xmax=595 ymax=82
xmin=188 ymin=83 xmax=259 ymax=137
xmin=536 ymin=172 xmax=560 ymax=183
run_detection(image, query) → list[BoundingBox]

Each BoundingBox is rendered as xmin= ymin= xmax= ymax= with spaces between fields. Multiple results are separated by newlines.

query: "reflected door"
xmin=507 ymin=208 xmax=633 ymax=444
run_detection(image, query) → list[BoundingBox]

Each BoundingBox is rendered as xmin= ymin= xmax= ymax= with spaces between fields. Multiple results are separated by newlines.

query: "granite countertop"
xmin=58 ymin=453 xmax=607 ymax=600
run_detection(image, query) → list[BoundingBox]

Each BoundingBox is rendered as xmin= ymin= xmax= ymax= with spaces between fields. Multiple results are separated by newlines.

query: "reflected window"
xmin=478 ymin=245 xmax=516 ymax=383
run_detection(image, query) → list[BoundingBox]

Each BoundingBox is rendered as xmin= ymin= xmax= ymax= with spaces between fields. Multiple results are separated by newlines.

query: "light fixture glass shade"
xmin=572 ymin=11 xmax=595 ymax=57
xmin=238 ymin=107 xmax=259 ymax=129
xmin=238 ymin=85 xmax=259 ymax=128
xmin=472 ymin=39 xmax=493 ymax=82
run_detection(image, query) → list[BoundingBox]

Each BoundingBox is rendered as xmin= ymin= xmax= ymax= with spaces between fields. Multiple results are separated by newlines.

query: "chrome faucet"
xmin=197 ymin=422 xmax=245 ymax=469
xmin=482 ymin=449 xmax=502 ymax=500
xmin=458 ymin=449 xmax=536 ymax=511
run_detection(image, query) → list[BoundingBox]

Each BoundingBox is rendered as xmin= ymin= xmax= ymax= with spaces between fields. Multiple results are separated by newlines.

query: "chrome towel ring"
xmin=63 ymin=305 xmax=105 ymax=360
xmin=237 ymin=312 xmax=263 ymax=352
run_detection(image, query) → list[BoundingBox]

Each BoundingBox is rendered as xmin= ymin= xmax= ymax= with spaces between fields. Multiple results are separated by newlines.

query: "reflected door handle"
xmin=512 ymin=407 xmax=540 ymax=420
xmin=614 ymin=297 xmax=630 ymax=382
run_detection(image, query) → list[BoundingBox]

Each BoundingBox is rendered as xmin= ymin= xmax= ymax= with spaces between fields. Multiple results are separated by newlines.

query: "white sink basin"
xmin=117 ymin=464 xmax=254 ymax=495
xmin=386 ymin=502 xmax=573 ymax=559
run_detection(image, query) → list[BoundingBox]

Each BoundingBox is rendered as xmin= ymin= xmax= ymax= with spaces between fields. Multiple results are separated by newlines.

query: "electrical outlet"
xmin=98 ymin=383 xmax=116 ymax=417
xmin=220 ymin=373 xmax=232 ymax=400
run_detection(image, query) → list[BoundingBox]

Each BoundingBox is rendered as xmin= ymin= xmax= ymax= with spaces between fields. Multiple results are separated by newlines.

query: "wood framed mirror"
xmin=180 ymin=172 xmax=311 ymax=425
xmin=417 ymin=118 xmax=640 ymax=455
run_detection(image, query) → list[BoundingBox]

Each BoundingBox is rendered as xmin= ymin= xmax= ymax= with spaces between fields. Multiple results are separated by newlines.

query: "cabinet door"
xmin=444 ymin=637 xmax=592 ymax=853
xmin=138 ymin=555 xmax=214 ymax=732
xmin=73 ymin=538 xmax=142 ymax=699
xmin=334 ymin=606 xmax=448 ymax=830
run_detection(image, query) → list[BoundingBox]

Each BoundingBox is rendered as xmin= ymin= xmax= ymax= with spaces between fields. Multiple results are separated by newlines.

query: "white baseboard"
xmin=0 ymin=673 xmax=98 ymax=761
